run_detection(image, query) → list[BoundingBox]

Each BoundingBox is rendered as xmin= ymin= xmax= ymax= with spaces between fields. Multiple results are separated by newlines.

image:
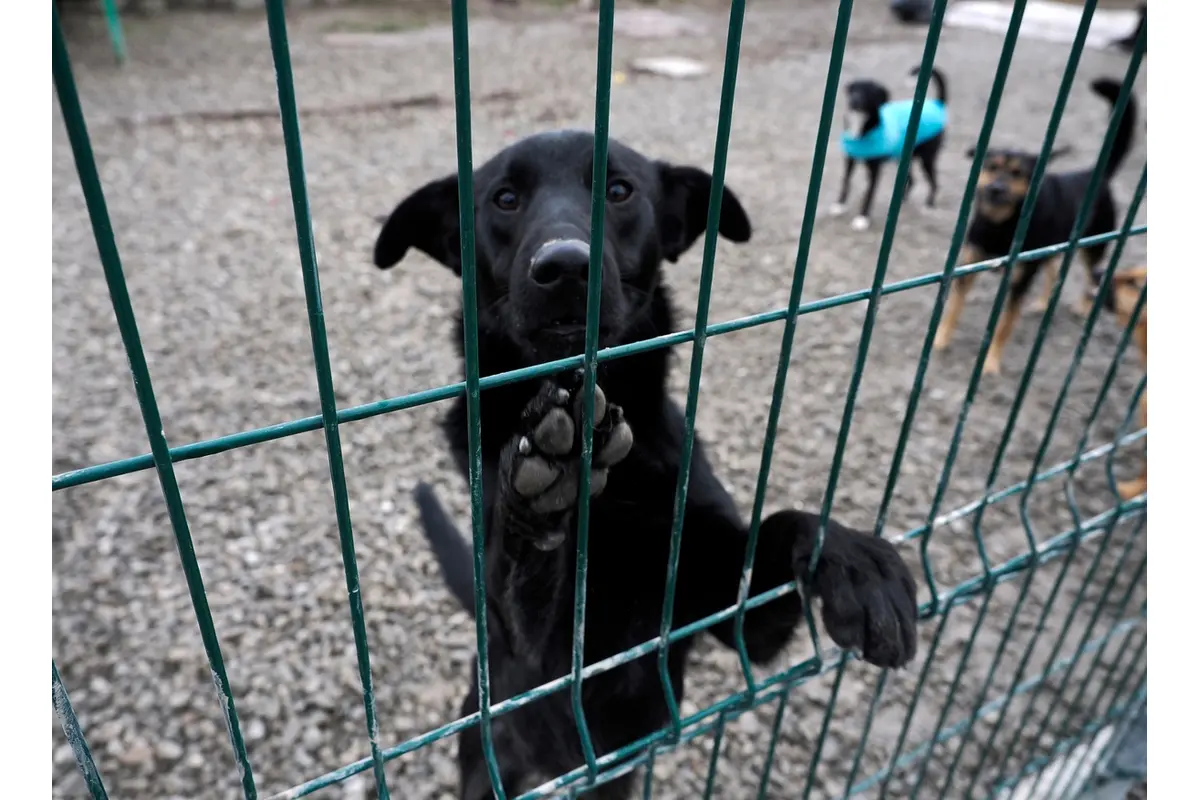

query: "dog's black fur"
xmin=1110 ymin=4 xmax=1145 ymax=54
xmin=966 ymin=77 xmax=1136 ymax=305
xmin=374 ymin=130 xmax=919 ymax=799
xmin=933 ymin=78 xmax=1139 ymax=373
xmin=833 ymin=66 xmax=948 ymax=230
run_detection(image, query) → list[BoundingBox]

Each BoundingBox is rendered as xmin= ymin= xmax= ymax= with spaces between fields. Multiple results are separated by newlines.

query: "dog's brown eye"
xmin=606 ymin=180 xmax=633 ymax=204
xmin=494 ymin=188 xmax=519 ymax=211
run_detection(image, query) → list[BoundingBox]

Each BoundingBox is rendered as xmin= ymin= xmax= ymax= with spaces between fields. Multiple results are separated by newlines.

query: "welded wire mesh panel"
xmin=52 ymin=0 xmax=1146 ymax=798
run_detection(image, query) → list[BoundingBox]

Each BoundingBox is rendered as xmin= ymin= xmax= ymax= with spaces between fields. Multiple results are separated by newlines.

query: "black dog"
xmin=373 ymin=131 xmax=919 ymax=799
xmin=933 ymin=77 xmax=1138 ymax=375
xmin=833 ymin=66 xmax=949 ymax=231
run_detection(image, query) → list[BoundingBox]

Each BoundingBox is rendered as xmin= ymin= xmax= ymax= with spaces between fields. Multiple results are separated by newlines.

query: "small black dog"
xmin=833 ymin=66 xmax=949 ymax=231
xmin=933 ymin=77 xmax=1138 ymax=375
xmin=373 ymin=131 xmax=919 ymax=799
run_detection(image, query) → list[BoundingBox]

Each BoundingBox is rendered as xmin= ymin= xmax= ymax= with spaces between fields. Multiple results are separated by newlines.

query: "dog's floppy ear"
xmin=656 ymin=163 xmax=752 ymax=263
xmin=374 ymin=174 xmax=462 ymax=274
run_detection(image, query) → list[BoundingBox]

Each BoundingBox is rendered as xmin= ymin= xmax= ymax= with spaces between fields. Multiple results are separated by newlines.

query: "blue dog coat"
xmin=841 ymin=98 xmax=947 ymax=161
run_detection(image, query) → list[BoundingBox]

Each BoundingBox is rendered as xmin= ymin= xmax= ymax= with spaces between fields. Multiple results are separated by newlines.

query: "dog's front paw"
xmin=830 ymin=202 xmax=849 ymax=218
xmin=499 ymin=373 xmax=634 ymax=545
xmin=798 ymin=524 xmax=918 ymax=669
xmin=851 ymin=215 xmax=871 ymax=232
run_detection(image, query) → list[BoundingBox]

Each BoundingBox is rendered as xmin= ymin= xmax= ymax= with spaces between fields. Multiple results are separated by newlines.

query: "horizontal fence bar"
xmin=264 ymin=497 xmax=1143 ymax=799
xmin=51 ymin=225 xmax=1146 ymax=493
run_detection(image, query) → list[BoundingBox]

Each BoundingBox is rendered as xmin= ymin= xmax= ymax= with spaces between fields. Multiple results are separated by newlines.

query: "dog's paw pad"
xmin=851 ymin=215 xmax=870 ymax=232
xmin=573 ymin=383 xmax=608 ymax=427
xmin=512 ymin=456 xmax=563 ymax=498
xmin=533 ymin=407 xmax=576 ymax=456
xmin=597 ymin=414 xmax=634 ymax=466
xmin=528 ymin=469 xmax=579 ymax=514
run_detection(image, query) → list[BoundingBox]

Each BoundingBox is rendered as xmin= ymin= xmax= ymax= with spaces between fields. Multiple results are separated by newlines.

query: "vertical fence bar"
xmin=99 ymin=0 xmax=127 ymax=65
xmin=1022 ymin=162 xmax=1146 ymax=536
xmin=734 ymin=0 xmax=858 ymax=695
xmin=840 ymin=669 xmax=889 ymax=798
xmin=897 ymin=39 xmax=1144 ymax=794
xmin=1061 ymin=576 xmax=1148 ymax=761
xmin=813 ymin=0 xmax=949 ymax=560
xmin=1016 ymin=388 xmax=1148 ymax=797
xmin=798 ymin=4 xmax=951 ymax=793
xmin=869 ymin=1 xmax=1029 ymax=556
xmin=702 ymin=713 xmax=728 ymax=799
xmin=903 ymin=596 xmax=994 ymax=796
xmin=969 ymin=31 xmax=1143 ymax=546
xmin=445 ymin=0 xmax=506 ymax=795
xmin=1040 ymin=559 xmax=1147 ymax=799
xmin=1075 ymin=622 xmax=1148 ymax=757
xmin=639 ymin=746 xmax=658 ymax=800
xmin=657 ymin=0 xmax=747 ymax=738
xmin=961 ymin=376 xmax=1147 ymax=798
xmin=918 ymin=0 xmax=1096 ymax=615
xmin=873 ymin=593 xmax=959 ymax=797
xmin=755 ymin=693 xmax=790 ymax=800
xmin=569 ymin=0 xmax=618 ymax=780
xmin=976 ymin=385 xmax=1146 ymax=796
xmin=51 ymin=12 xmax=258 ymax=797
xmin=936 ymin=189 xmax=1144 ymax=798
xmin=261 ymin=3 xmax=390 ymax=796
xmin=1063 ymin=282 xmax=1147 ymax=527
xmin=53 ymin=662 xmax=108 ymax=800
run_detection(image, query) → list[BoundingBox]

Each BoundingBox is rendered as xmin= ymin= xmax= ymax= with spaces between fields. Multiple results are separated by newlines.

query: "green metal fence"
xmin=52 ymin=0 xmax=1147 ymax=798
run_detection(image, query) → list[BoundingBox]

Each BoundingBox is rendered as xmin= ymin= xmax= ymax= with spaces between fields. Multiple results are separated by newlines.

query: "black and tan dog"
xmin=1092 ymin=263 xmax=1147 ymax=500
xmin=373 ymin=130 xmax=918 ymax=799
xmin=933 ymin=77 xmax=1138 ymax=375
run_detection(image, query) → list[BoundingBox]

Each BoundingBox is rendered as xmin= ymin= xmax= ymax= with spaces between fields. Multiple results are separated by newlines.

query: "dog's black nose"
xmin=529 ymin=239 xmax=590 ymax=286
xmin=983 ymin=185 xmax=1007 ymax=203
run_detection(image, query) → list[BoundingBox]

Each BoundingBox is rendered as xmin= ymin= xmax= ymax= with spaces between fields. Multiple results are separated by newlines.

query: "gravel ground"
xmin=53 ymin=2 xmax=1148 ymax=798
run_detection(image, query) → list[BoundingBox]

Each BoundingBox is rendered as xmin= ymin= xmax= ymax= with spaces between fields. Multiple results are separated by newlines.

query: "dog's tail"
xmin=413 ymin=482 xmax=477 ymax=618
xmin=909 ymin=65 xmax=948 ymax=105
xmin=1090 ymin=77 xmax=1137 ymax=179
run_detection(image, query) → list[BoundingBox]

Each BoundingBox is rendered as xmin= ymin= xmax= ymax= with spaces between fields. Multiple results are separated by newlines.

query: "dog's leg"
xmin=853 ymin=160 xmax=884 ymax=231
xmin=1118 ymin=389 xmax=1148 ymax=500
xmin=916 ymin=146 xmax=939 ymax=209
xmin=984 ymin=290 xmax=1022 ymax=375
xmin=782 ymin=510 xmax=918 ymax=668
xmin=496 ymin=372 xmax=634 ymax=551
xmin=1029 ymin=256 xmax=1062 ymax=313
xmin=831 ymin=156 xmax=856 ymax=217
xmin=678 ymin=487 xmax=916 ymax=669
xmin=933 ymin=247 xmax=983 ymax=351
xmin=457 ymin=681 xmax=530 ymax=800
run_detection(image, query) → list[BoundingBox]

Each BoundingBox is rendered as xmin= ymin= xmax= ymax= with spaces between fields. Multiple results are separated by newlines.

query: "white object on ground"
xmin=630 ymin=57 xmax=709 ymax=80
xmin=944 ymin=1 xmax=1139 ymax=49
